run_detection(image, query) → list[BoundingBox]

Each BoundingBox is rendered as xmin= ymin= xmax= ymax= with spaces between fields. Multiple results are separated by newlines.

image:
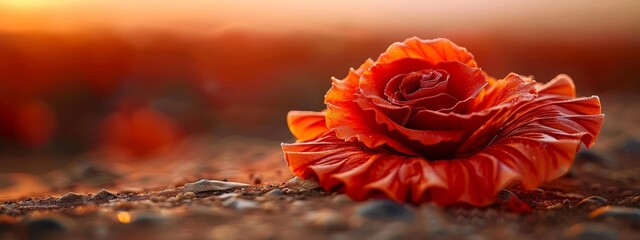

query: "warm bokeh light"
xmin=116 ymin=211 xmax=132 ymax=224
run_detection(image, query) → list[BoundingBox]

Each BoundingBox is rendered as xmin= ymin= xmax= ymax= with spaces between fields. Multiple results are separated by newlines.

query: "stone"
xmin=216 ymin=193 xmax=239 ymax=200
xmin=222 ymin=198 xmax=258 ymax=211
xmin=263 ymin=189 xmax=285 ymax=199
xmin=285 ymin=177 xmax=321 ymax=190
xmin=183 ymin=179 xmax=250 ymax=193
xmin=332 ymin=194 xmax=354 ymax=205
xmin=91 ymin=189 xmax=117 ymax=201
xmin=183 ymin=192 xmax=197 ymax=199
xmin=355 ymin=200 xmax=415 ymax=222
xmin=58 ymin=192 xmax=84 ymax=203
xmin=589 ymin=206 xmax=640 ymax=222
xmin=576 ymin=196 xmax=608 ymax=207
xmin=546 ymin=203 xmax=565 ymax=209
xmin=564 ymin=223 xmax=617 ymax=240
xmin=304 ymin=209 xmax=349 ymax=231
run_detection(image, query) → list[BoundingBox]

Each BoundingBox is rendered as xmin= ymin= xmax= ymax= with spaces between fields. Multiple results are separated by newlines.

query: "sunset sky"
xmin=1 ymin=0 xmax=639 ymax=40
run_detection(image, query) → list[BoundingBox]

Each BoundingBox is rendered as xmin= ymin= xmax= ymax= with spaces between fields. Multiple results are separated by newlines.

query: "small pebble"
xmin=304 ymin=209 xmax=349 ymax=231
xmin=216 ymin=193 xmax=239 ymax=200
xmin=183 ymin=179 xmax=250 ymax=193
xmin=355 ymin=199 xmax=415 ymax=222
xmin=58 ymin=192 xmax=84 ymax=203
xmin=285 ymin=177 xmax=321 ymax=190
xmin=222 ymin=198 xmax=259 ymax=211
xmin=576 ymin=196 xmax=608 ymax=207
xmin=589 ymin=206 xmax=640 ymax=222
xmin=263 ymin=189 xmax=285 ymax=199
xmin=183 ymin=192 xmax=197 ymax=199
xmin=91 ymin=189 xmax=117 ymax=201
xmin=546 ymin=203 xmax=564 ymax=209
xmin=167 ymin=197 xmax=180 ymax=203
xmin=332 ymin=194 xmax=354 ymax=204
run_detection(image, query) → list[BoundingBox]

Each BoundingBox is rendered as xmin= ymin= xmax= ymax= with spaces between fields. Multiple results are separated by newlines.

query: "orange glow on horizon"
xmin=0 ymin=0 xmax=638 ymax=40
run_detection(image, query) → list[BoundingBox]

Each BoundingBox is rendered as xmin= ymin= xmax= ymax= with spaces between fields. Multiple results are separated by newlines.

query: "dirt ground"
xmin=1 ymin=93 xmax=639 ymax=240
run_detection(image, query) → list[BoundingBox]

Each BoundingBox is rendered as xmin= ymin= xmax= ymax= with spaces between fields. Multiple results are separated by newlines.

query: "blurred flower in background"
xmin=0 ymin=0 xmax=639 ymax=171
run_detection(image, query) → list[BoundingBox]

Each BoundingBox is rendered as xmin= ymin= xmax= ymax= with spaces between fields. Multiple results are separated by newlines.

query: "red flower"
xmin=282 ymin=37 xmax=603 ymax=206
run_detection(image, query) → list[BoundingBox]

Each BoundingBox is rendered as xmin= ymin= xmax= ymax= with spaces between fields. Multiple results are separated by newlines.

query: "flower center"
xmin=398 ymin=69 xmax=449 ymax=100
xmin=384 ymin=69 xmax=458 ymax=111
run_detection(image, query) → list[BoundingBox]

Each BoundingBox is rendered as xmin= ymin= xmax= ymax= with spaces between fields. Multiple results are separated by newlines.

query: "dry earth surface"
xmin=1 ymin=93 xmax=639 ymax=240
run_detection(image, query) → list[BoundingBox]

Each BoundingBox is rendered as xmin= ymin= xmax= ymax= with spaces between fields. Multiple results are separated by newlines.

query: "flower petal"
xmin=377 ymin=37 xmax=478 ymax=68
xmin=536 ymin=74 xmax=576 ymax=97
xmin=287 ymin=111 xmax=328 ymax=142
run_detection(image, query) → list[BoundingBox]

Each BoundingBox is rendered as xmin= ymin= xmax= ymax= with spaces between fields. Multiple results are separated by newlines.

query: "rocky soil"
xmin=1 ymin=95 xmax=638 ymax=240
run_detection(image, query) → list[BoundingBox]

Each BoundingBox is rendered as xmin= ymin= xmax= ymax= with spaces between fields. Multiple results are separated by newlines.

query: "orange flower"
xmin=282 ymin=37 xmax=604 ymax=206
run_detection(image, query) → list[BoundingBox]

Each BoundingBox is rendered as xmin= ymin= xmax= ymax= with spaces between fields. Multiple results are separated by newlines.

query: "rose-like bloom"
xmin=282 ymin=37 xmax=603 ymax=206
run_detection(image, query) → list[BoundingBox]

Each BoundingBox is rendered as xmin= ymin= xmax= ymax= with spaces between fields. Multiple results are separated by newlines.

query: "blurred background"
xmin=1 ymin=0 xmax=639 ymax=198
